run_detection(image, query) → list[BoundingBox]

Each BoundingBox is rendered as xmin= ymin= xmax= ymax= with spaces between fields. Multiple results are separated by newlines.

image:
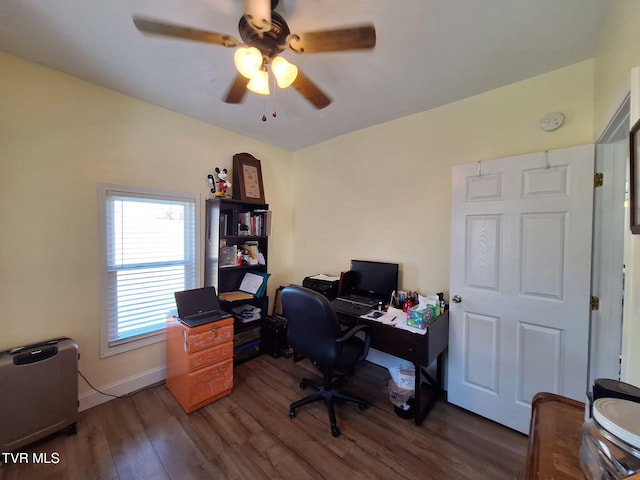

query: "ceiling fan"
xmin=133 ymin=0 xmax=376 ymax=110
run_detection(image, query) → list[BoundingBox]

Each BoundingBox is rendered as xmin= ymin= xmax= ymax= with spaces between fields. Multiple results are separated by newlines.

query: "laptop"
xmin=174 ymin=286 xmax=231 ymax=327
xmin=330 ymin=260 xmax=399 ymax=316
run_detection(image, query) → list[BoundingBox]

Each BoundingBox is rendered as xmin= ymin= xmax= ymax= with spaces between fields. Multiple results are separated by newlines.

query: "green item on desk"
xmin=407 ymin=304 xmax=439 ymax=329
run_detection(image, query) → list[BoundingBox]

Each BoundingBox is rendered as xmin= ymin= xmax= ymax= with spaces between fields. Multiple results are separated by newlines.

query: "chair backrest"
xmin=281 ymin=286 xmax=343 ymax=366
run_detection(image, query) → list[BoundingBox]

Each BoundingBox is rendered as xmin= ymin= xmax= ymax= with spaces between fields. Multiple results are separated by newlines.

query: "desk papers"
xmin=361 ymin=308 xmax=401 ymax=325
xmin=361 ymin=307 xmax=427 ymax=335
xmin=219 ymin=271 xmax=269 ymax=302
xmin=219 ymin=291 xmax=254 ymax=301
xmin=309 ymin=273 xmax=340 ymax=282
xmin=239 ymin=272 xmax=266 ymax=295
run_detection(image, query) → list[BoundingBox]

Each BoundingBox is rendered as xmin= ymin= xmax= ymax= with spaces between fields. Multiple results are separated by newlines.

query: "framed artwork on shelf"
xmin=233 ymin=153 xmax=265 ymax=204
xmin=630 ymin=118 xmax=640 ymax=234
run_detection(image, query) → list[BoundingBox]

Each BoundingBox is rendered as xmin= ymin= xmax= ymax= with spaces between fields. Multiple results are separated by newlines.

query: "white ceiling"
xmin=0 ymin=0 xmax=612 ymax=151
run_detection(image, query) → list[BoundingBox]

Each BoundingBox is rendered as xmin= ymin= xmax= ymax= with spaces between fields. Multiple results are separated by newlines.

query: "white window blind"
xmin=100 ymin=185 xmax=198 ymax=352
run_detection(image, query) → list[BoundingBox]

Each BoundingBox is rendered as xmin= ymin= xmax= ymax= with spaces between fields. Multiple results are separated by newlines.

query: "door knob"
xmin=452 ymin=295 xmax=462 ymax=303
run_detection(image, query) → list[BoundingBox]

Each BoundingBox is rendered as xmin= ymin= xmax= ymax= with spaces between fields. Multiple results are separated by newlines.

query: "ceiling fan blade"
xmin=287 ymin=24 xmax=376 ymax=54
xmin=224 ymin=74 xmax=250 ymax=104
xmin=291 ymin=70 xmax=331 ymax=109
xmin=133 ymin=17 xmax=239 ymax=47
xmin=243 ymin=0 xmax=272 ymax=33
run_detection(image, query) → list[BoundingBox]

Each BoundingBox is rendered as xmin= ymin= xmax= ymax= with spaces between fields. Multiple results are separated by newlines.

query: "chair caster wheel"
xmin=359 ymin=402 xmax=368 ymax=411
xmin=289 ymin=409 xmax=296 ymax=419
xmin=331 ymin=426 xmax=340 ymax=437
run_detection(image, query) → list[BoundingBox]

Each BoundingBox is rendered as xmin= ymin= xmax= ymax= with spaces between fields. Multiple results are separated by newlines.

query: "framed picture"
xmin=631 ymin=118 xmax=640 ymax=234
xmin=233 ymin=153 xmax=265 ymax=204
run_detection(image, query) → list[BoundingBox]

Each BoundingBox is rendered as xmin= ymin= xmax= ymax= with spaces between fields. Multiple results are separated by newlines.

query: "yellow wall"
xmin=0 ymin=51 xmax=294 ymax=401
xmin=594 ymin=0 xmax=640 ymax=385
xmin=291 ymin=60 xmax=595 ymax=297
xmin=594 ymin=0 xmax=640 ymax=133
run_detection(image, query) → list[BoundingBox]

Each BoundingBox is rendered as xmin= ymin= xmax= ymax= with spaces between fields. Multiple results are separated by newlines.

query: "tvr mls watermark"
xmin=1 ymin=452 xmax=60 ymax=464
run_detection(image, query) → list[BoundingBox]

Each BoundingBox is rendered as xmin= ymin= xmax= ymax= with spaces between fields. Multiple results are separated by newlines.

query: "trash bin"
xmin=388 ymin=365 xmax=415 ymax=419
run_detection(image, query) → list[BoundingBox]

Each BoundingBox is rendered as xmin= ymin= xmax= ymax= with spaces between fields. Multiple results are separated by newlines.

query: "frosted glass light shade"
xmin=234 ymin=47 xmax=263 ymax=79
xmin=271 ymin=56 xmax=298 ymax=88
xmin=247 ymin=69 xmax=270 ymax=95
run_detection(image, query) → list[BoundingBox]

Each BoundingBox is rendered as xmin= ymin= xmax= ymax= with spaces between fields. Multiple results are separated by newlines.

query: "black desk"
xmin=337 ymin=310 xmax=449 ymax=425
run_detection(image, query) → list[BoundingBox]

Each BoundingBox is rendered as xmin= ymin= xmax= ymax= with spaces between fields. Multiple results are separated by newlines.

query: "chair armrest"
xmin=337 ymin=324 xmax=371 ymax=362
xmin=336 ymin=324 xmax=370 ymax=343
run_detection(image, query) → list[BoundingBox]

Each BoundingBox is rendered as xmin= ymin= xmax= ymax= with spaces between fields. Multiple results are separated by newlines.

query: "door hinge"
xmin=591 ymin=296 xmax=600 ymax=311
xmin=594 ymin=173 xmax=604 ymax=188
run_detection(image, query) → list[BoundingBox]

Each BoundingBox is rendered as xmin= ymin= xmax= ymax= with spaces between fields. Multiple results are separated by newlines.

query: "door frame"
xmin=591 ymin=93 xmax=629 ymax=384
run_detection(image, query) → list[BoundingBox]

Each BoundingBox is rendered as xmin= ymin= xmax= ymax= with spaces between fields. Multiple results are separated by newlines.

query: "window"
xmin=98 ymin=184 xmax=200 ymax=357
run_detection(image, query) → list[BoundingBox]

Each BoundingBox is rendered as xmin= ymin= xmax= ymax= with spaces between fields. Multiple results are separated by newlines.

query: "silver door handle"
xmin=452 ymin=295 xmax=462 ymax=303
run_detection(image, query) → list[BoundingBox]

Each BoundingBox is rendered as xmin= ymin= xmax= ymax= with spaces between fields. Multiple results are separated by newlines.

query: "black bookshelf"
xmin=204 ymin=198 xmax=270 ymax=364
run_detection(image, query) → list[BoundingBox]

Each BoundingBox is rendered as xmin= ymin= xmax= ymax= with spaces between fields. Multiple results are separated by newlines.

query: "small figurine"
xmin=209 ymin=168 xmax=231 ymax=197
xmin=216 ymin=168 xmax=230 ymax=197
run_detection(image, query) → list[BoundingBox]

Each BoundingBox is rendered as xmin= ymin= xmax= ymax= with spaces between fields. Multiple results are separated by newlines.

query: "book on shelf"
xmin=236 ymin=210 xmax=272 ymax=236
xmin=219 ymin=213 xmax=228 ymax=236
xmin=252 ymin=210 xmax=272 ymax=236
xmin=263 ymin=210 xmax=272 ymax=236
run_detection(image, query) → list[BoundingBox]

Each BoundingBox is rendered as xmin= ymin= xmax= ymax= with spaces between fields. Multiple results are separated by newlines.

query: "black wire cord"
xmin=78 ymin=370 xmax=163 ymax=399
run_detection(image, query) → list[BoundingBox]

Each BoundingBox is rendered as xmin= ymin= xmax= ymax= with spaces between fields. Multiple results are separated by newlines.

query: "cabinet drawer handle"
xmin=182 ymin=330 xmax=188 ymax=352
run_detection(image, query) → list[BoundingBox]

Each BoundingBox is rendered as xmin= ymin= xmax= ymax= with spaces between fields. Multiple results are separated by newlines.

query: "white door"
xmin=448 ymin=145 xmax=594 ymax=433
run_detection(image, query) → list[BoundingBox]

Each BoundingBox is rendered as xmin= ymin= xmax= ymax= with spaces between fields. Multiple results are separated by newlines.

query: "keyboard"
xmin=331 ymin=298 xmax=374 ymax=317
xmin=343 ymin=294 xmax=379 ymax=305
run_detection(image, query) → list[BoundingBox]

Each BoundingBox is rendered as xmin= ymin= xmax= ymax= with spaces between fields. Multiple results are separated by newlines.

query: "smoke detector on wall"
xmin=539 ymin=112 xmax=565 ymax=132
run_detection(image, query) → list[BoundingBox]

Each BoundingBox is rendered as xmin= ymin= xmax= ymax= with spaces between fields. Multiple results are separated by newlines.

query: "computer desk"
xmin=337 ymin=310 xmax=449 ymax=426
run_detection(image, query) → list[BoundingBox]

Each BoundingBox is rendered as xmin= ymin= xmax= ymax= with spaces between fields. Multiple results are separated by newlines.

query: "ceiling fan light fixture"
xmin=247 ymin=69 xmax=270 ymax=95
xmin=271 ymin=56 xmax=298 ymax=88
xmin=234 ymin=46 xmax=263 ymax=78
xmin=243 ymin=0 xmax=272 ymax=32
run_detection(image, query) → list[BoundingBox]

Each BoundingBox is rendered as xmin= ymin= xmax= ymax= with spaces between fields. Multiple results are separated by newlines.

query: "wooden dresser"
xmin=523 ymin=392 xmax=585 ymax=479
xmin=166 ymin=317 xmax=234 ymax=413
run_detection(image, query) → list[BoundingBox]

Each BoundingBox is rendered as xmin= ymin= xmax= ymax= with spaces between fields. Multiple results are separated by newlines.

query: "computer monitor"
xmin=349 ymin=260 xmax=399 ymax=302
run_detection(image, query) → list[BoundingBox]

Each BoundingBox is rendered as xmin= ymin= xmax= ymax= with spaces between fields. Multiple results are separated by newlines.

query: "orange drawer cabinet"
xmin=166 ymin=317 xmax=234 ymax=413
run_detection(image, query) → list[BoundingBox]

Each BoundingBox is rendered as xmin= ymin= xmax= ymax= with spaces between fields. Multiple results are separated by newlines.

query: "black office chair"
xmin=281 ymin=286 xmax=371 ymax=437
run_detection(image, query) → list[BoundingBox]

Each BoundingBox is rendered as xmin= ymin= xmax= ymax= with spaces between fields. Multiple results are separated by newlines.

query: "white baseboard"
xmin=78 ymin=366 xmax=166 ymax=412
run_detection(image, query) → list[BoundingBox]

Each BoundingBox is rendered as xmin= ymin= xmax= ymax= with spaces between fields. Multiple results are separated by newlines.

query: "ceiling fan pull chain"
xmin=272 ymin=69 xmax=277 ymax=118
xmin=262 ymin=94 xmax=268 ymax=122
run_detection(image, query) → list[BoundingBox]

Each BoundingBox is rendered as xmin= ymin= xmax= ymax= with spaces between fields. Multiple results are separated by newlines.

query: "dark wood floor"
xmin=0 ymin=355 xmax=528 ymax=479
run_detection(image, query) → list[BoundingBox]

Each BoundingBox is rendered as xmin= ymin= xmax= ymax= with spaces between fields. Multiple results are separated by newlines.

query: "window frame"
xmin=97 ymin=183 xmax=201 ymax=358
